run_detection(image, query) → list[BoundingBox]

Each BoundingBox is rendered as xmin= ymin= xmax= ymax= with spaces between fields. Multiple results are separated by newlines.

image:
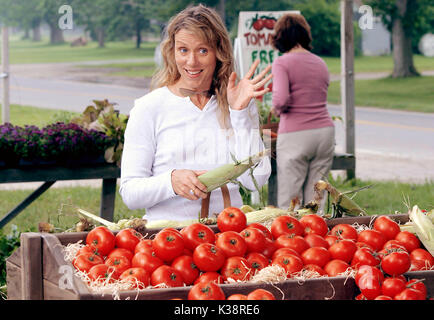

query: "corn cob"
xmin=408 ymin=205 xmax=434 ymax=255
xmin=314 ymin=180 xmax=367 ymax=217
xmin=198 ymin=149 xmax=270 ymax=192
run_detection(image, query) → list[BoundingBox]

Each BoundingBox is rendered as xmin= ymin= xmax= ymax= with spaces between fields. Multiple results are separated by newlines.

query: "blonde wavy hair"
xmin=151 ymin=4 xmax=234 ymax=128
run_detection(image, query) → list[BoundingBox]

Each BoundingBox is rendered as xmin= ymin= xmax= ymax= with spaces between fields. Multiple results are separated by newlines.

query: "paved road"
xmin=1 ymin=61 xmax=433 ymax=186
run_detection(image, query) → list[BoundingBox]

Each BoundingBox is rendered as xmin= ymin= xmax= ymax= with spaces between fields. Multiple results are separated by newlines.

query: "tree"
xmin=367 ymin=0 xmax=433 ymax=78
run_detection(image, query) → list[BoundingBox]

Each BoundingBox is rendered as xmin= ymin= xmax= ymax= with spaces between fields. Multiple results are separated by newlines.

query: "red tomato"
xmin=88 ymin=264 xmax=118 ymax=282
xmin=217 ymin=207 xmax=247 ymax=233
xmin=246 ymin=252 xmax=270 ymax=272
xmin=76 ymin=244 xmax=104 ymax=260
xmin=105 ymin=255 xmax=131 ymax=277
xmin=220 ymin=256 xmax=252 ymax=282
xmin=259 ymin=238 xmax=277 ymax=259
xmin=373 ymin=216 xmax=401 ymax=240
xmin=252 ymin=19 xmax=264 ymax=31
xmin=271 ymin=253 xmax=303 ymax=277
xmin=304 ymin=233 xmax=329 ymax=249
xmin=115 ymin=228 xmax=142 ymax=253
xmin=382 ymin=239 xmax=407 ymax=252
xmin=299 ymin=214 xmax=328 ymax=237
xmin=324 ymin=235 xmax=339 ymax=247
xmin=357 ymin=229 xmax=386 ymax=252
xmin=272 ymin=247 xmax=301 ymax=260
xmin=301 ymin=247 xmax=331 ymax=268
xmin=227 ymin=294 xmax=248 ymax=300
xmin=357 ymin=274 xmax=382 ymax=300
xmin=355 ymin=241 xmax=374 ymax=251
xmin=152 ymin=229 xmax=185 ymax=262
xmin=355 ymin=265 xmax=384 ymax=286
xmin=171 ymin=255 xmax=200 ymax=285
xmin=150 ymin=265 xmax=184 ymax=287
xmin=351 ymin=247 xmax=381 ymax=268
xmin=73 ymin=253 xmax=104 ymax=273
xmin=220 ymin=256 xmax=253 ymax=281
xmin=188 ymin=281 xmax=225 ymax=300
xmin=394 ymin=231 xmax=421 ymax=253
xmin=119 ymin=267 xmax=150 ymax=289
xmin=193 ymin=243 xmax=226 ymax=272
xmin=107 ymin=248 xmax=134 ymax=262
xmin=263 ymin=18 xmax=276 ymax=30
xmin=180 ymin=223 xmax=216 ymax=251
xmin=407 ymin=279 xmax=427 ymax=300
xmin=302 ymin=264 xmax=327 ymax=276
xmin=381 ymin=250 xmax=411 ymax=276
xmin=134 ymin=239 xmax=153 ymax=254
xmin=131 ymin=251 xmax=164 ymax=274
xmin=410 ymin=258 xmax=429 ymax=271
xmin=240 ymin=227 xmax=267 ymax=253
xmin=381 ymin=277 xmax=406 ymax=298
xmin=194 ymin=271 xmax=224 ymax=285
xmin=394 ymin=288 xmax=424 ymax=300
xmin=270 ymin=216 xmax=304 ymax=239
xmin=247 ymin=288 xmax=276 ymax=300
xmin=410 ymin=248 xmax=434 ymax=267
xmin=374 ymin=295 xmax=393 ymax=300
xmin=355 ymin=293 xmax=367 ymax=300
xmin=328 ymin=239 xmax=357 ymax=263
xmin=246 ymin=223 xmax=273 ymax=240
xmin=274 ymin=235 xmax=309 ymax=254
xmin=323 ymin=259 xmax=350 ymax=277
xmin=86 ymin=226 xmax=116 ymax=256
xmin=215 ymin=231 xmax=247 ymax=258
xmin=329 ymin=224 xmax=358 ymax=241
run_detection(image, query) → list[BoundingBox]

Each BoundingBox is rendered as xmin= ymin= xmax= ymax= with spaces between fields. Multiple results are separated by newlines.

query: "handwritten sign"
xmin=234 ymin=11 xmax=299 ymax=106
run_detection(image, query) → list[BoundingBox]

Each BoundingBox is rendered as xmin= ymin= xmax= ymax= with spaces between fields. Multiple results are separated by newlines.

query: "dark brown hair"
xmin=271 ymin=13 xmax=313 ymax=53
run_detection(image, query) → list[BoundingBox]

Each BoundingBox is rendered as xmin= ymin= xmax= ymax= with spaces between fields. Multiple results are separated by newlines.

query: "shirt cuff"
xmin=166 ymin=169 xmax=177 ymax=198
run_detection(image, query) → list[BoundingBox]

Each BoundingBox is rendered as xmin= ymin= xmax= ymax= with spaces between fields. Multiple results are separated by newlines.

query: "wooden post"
xmin=1 ymin=26 xmax=10 ymax=124
xmin=100 ymin=178 xmax=117 ymax=221
xmin=20 ymin=233 xmax=43 ymax=300
xmin=340 ymin=0 xmax=356 ymax=180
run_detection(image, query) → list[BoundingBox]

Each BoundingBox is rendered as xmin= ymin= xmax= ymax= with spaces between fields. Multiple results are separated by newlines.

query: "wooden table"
xmin=0 ymin=163 xmax=121 ymax=228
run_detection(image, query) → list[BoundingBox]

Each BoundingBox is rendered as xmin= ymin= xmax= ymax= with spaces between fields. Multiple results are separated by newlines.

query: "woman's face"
xmin=173 ymin=29 xmax=217 ymax=92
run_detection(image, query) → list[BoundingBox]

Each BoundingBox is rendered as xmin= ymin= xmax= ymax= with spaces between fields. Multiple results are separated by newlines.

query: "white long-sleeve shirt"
xmin=119 ymin=86 xmax=271 ymax=222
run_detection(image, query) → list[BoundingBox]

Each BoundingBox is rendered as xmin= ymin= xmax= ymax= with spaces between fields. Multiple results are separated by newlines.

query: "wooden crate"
xmin=5 ymin=214 xmax=432 ymax=300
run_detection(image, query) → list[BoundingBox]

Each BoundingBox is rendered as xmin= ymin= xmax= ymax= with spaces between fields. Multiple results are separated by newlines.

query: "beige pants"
xmin=276 ymin=126 xmax=335 ymax=209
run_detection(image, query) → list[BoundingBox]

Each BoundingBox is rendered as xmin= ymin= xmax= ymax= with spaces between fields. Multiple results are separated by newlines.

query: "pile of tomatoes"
xmin=71 ymin=208 xmax=433 ymax=300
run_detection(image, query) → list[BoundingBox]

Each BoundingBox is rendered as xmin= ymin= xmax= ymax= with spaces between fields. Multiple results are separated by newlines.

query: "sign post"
xmin=1 ymin=26 xmax=10 ymax=124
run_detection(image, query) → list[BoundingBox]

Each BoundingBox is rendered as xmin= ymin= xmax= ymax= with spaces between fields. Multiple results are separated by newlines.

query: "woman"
xmin=120 ymin=5 xmax=272 ymax=222
xmin=270 ymin=13 xmax=335 ymax=210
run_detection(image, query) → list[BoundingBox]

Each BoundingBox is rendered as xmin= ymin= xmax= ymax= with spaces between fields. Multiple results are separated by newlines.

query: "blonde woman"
xmin=120 ymin=5 xmax=272 ymax=222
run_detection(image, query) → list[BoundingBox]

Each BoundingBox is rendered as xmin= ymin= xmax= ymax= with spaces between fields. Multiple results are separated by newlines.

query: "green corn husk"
xmin=198 ymin=149 xmax=270 ymax=192
xmin=408 ymin=205 xmax=434 ymax=255
xmin=314 ymin=180 xmax=367 ymax=218
xmin=245 ymin=207 xmax=289 ymax=225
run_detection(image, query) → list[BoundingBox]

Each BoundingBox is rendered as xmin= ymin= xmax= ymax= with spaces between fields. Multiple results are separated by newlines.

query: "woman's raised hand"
xmin=227 ymin=59 xmax=273 ymax=110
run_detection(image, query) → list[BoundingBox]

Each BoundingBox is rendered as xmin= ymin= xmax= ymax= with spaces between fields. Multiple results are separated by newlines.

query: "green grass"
xmin=4 ymin=38 xmax=157 ymax=64
xmin=0 ymin=186 xmax=145 ymax=234
xmin=0 ymin=104 xmax=79 ymax=127
xmin=78 ymin=61 xmax=158 ymax=78
xmin=327 ymin=76 xmax=434 ymax=113
xmin=323 ymin=54 xmax=434 ymax=75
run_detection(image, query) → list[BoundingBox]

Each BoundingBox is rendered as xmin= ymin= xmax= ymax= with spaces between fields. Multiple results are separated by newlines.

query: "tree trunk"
xmin=22 ymin=28 xmax=30 ymax=40
xmin=216 ymin=0 xmax=226 ymax=24
xmin=136 ymin=23 xmax=142 ymax=49
xmin=32 ymin=24 xmax=41 ymax=42
xmin=49 ymin=23 xmax=64 ymax=44
xmin=391 ymin=0 xmax=420 ymax=77
xmin=97 ymin=27 xmax=105 ymax=48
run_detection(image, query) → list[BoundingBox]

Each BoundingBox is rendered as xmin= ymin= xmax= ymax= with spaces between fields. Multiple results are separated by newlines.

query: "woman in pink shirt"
xmin=270 ymin=13 xmax=335 ymax=210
